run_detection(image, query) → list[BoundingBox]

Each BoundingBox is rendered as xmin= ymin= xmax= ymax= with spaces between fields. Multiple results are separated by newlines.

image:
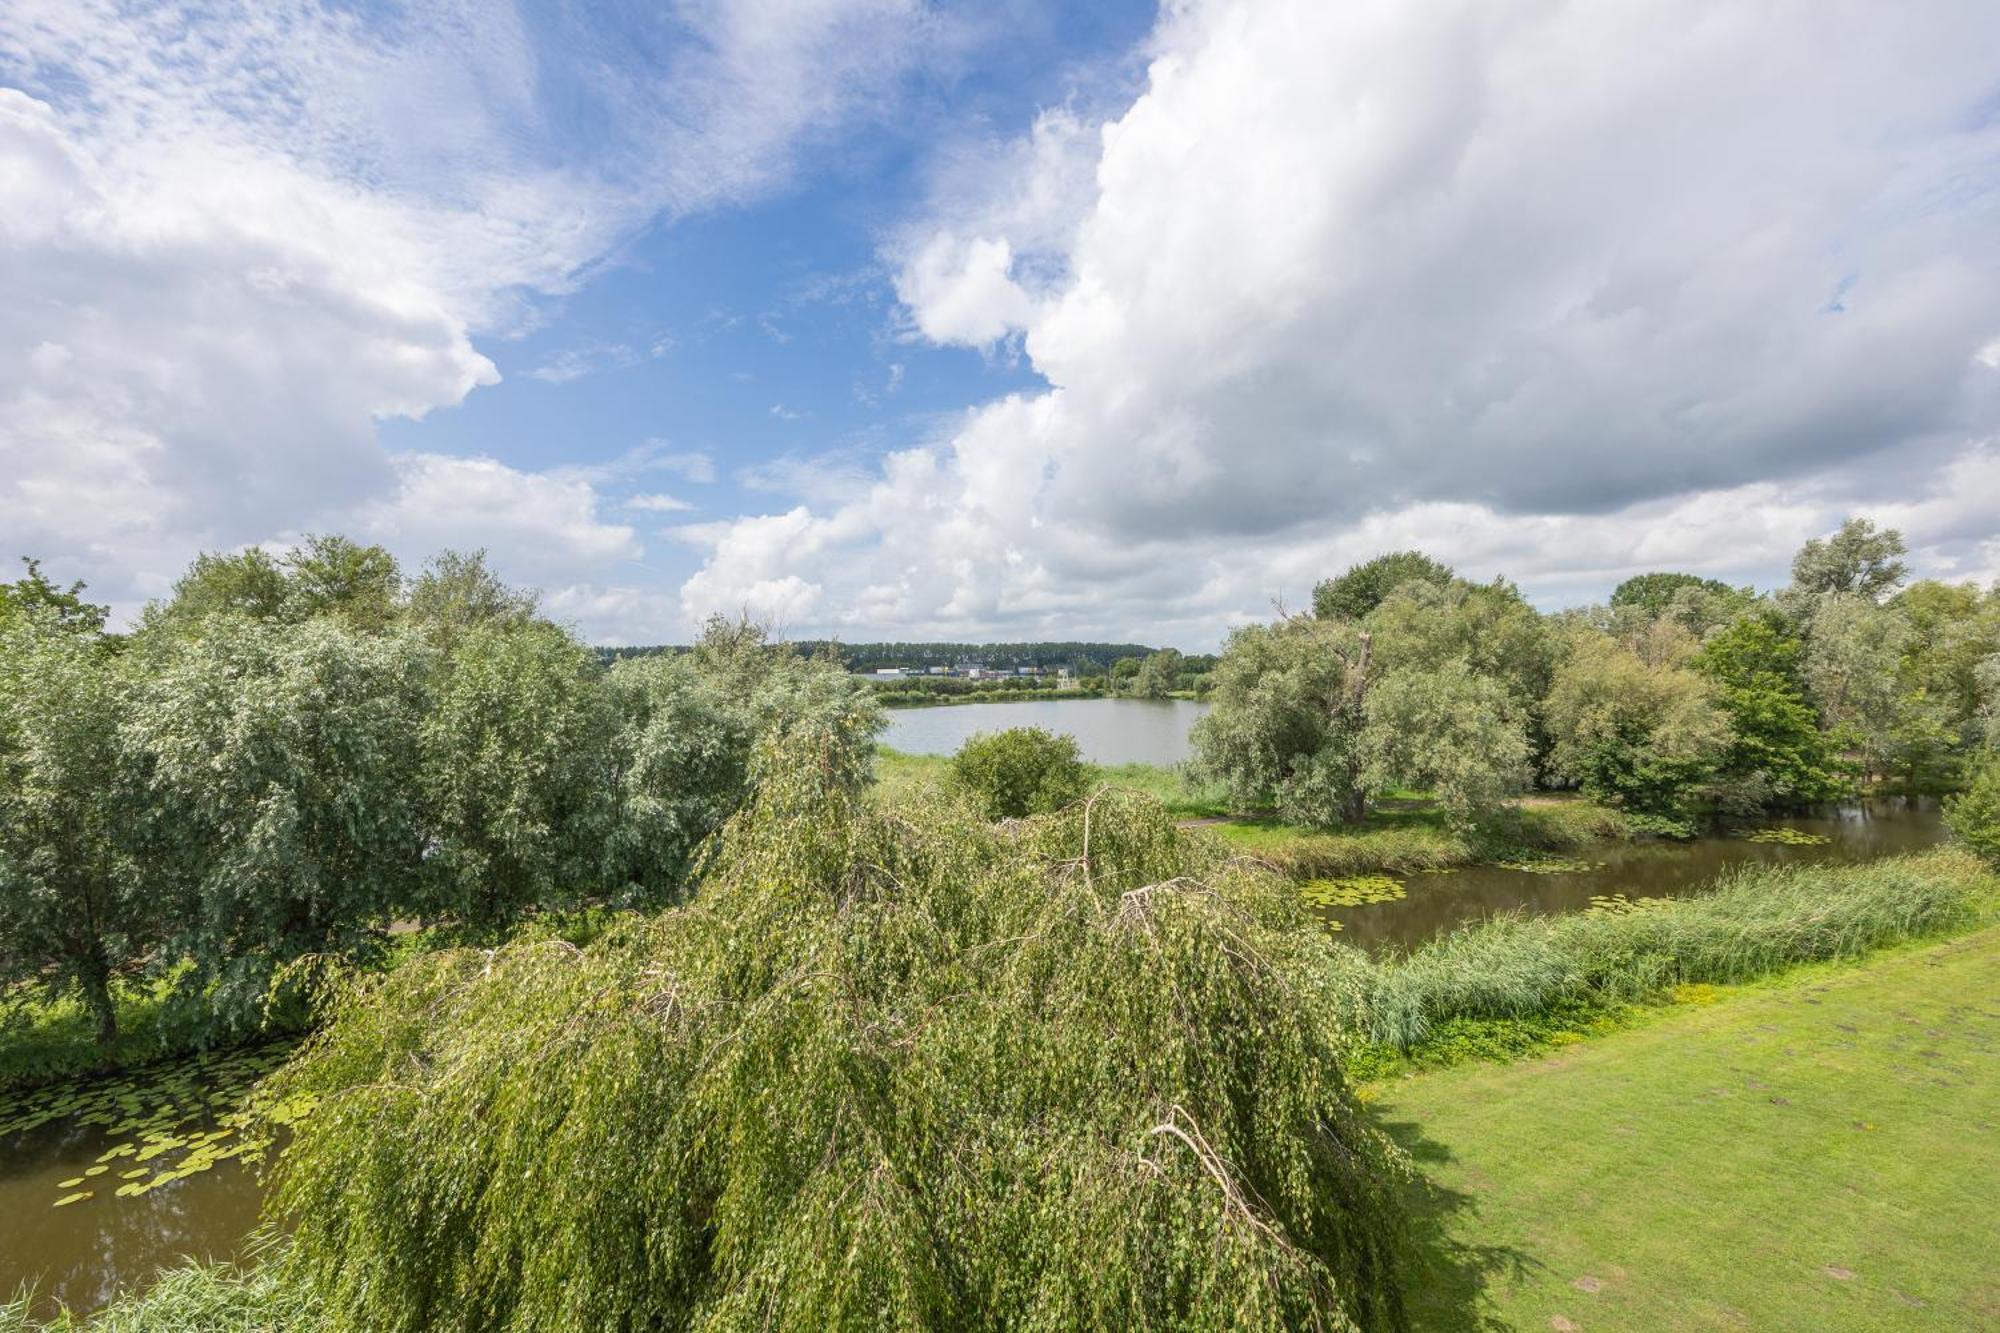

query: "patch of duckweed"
xmin=1737 ymin=826 xmax=1832 ymax=846
xmin=1586 ymin=893 xmax=1671 ymax=917
xmin=1495 ymin=854 xmax=1603 ymax=874
xmin=1299 ymin=874 xmax=1407 ymax=908
xmin=0 ymin=1041 xmax=307 ymax=1210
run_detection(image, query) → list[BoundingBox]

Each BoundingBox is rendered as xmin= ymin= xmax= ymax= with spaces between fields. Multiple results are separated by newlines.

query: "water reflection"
xmin=1321 ymin=799 xmax=1947 ymax=953
xmin=0 ymin=1056 xmax=274 ymax=1317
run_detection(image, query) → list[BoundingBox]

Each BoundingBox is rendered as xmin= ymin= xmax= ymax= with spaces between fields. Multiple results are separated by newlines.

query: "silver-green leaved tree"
xmin=124 ymin=616 xmax=434 ymax=1028
xmin=265 ymin=728 xmax=1411 ymax=1331
xmin=0 ymin=610 xmax=147 ymax=1047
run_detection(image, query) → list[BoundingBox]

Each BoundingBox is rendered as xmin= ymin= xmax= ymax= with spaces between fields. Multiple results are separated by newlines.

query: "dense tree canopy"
xmin=0 ymin=558 xmax=109 ymax=633
xmin=1608 ymin=572 xmax=1742 ymax=616
xmin=1312 ymin=550 xmax=1455 ymax=622
xmin=0 ymin=544 xmax=882 ymax=1048
xmin=266 ymin=734 xmax=1411 ymax=1331
xmin=1543 ymin=628 xmax=1729 ymax=823
xmin=0 ymin=612 xmax=143 ymax=1044
xmin=126 ymin=618 xmax=435 ymax=1027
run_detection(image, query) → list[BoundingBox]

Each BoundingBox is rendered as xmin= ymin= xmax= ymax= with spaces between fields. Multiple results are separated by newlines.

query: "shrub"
xmin=1944 ymin=753 xmax=2000 ymax=864
xmin=948 ymin=725 xmax=1088 ymax=819
xmin=263 ymin=734 xmax=1411 ymax=1331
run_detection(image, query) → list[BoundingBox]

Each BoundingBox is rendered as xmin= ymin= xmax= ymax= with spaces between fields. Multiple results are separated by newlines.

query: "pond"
xmin=1319 ymin=799 xmax=1948 ymax=952
xmin=882 ymin=697 xmax=1211 ymax=766
xmin=0 ymin=1044 xmax=299 ymax=1318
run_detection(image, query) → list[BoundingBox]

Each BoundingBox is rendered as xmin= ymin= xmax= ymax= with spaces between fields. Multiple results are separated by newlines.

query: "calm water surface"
xmin=1323 ymin=799 xmax=1947 ymax=952
xmin=0 ymin=1051 xmax=275 ymax=1317
xmin=882 ymin=697 xmax=1212 ymax=766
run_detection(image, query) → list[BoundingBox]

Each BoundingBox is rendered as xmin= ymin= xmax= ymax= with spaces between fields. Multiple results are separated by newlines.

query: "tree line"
xmin=0 ymin=540 xmax=879 ymax=1050
xmin=1193 ymin=520 xmax=2000 ymax=831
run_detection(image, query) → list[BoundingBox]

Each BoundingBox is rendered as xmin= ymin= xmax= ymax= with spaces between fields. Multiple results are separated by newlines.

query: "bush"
xmin=262 ymin=734 xmax=1411 ymax=1332
xmin=1944 ymin=753 xmax=2000 ymax=864
xmin=948 ymin=725 xmax=1088 ymax=819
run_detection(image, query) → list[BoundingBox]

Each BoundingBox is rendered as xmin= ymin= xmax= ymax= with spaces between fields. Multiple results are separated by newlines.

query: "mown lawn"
xmin=1373 ymin=927 xmax=2000 ymax=1330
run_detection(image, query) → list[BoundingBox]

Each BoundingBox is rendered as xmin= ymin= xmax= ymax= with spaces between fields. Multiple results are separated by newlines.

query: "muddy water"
xmin=1320 ymin=799 xmax=1948 ymax=953
xmin=0 ymin=1045 xmax=289 ymax=1317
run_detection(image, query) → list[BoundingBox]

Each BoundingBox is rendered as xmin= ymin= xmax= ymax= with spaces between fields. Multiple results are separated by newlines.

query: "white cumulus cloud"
xmin=685 ymin=0 xmax=2000 ymax=643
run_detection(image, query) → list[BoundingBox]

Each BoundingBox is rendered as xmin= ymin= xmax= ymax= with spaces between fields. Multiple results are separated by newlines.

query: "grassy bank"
xmin=0 ymin=979 xmax=216 ymax=1093
xmin=1338 ymin=847 xmax=1995 ymax=1076
xmin=1 ymin=1253 xmax=315 ymax=1333
xmin=1378 ymin=925 xmax=2000 ymax=1330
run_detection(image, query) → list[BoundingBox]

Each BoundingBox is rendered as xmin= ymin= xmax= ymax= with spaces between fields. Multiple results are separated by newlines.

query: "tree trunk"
xmin=1341 ymin=631 xmax=1374 ymax=824
xmin=82 ymin=953 xmax=118 ymax=1050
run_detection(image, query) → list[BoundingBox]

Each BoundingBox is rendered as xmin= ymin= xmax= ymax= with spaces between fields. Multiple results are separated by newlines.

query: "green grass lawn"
xmin=1372 ymin=926 xmax=2000 ymax=1330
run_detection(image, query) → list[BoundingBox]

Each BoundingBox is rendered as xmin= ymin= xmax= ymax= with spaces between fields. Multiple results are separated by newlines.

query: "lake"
xmin=881 ymin=697 xmax=1212 ymax=766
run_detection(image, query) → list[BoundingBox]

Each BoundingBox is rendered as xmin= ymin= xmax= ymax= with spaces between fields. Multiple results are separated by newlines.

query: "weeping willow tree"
xmin=264 ymin=727 xmax=1409 ymax=1332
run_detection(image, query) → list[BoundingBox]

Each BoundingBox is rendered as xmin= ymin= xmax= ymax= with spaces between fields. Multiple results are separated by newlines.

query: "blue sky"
xmin=4 ymin=1 xmax=1998 ymax=646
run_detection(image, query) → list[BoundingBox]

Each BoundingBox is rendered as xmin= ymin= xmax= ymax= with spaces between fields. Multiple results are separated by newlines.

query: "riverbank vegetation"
xmin=0 ymin=542 xmax=879 ymax=1087
xmin=1194 ymin=520 xmax=2000 ymax=836
xmin=1337 ymin=847 xmax=1993 ymax=1072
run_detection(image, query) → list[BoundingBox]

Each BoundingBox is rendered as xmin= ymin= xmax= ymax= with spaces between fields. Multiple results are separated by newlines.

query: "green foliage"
xmin=0 ymin=559 xmax=108 ymax=634
xmin=419 ymin=620 xmax=616 ymax=929
xmin=1192 ymin=618 xmax=1373 ymax=826
xmin=1607 ymin=571 xmax=1741 ymax=616
xmin=1788 ymin=516 xmax=1907 ymax=602
xmin=948 ymin=725 xmax=1088 ymax=818
xmin=1362 ymin=661 xmax=1530 ymax=823
xmin=279 ymin=535 xmax=400 ymax=629
xmin=1210 ymin=800 xmax=1630 ymax=880
xmin=1313 ymin=551 xmax=1454 ymax=621
xmin=606 ymin=619 xmax=882 ymax=904
xmin=124 ymin=618 xmax=433 ymax=1029
xmin=1693 ymin=613 xmax=1851 ymax=805
xmin=1349 ymin=849 xmax=1988 ymax=1050
xmin=1943 ymin=752 xmax=2000 ymax=864
xmin=402 ymin=549 xmax=537 ymax=649
xmin=0 ymin=614 xmax=145 ymax=1047
xmin=145 ymin=549 xmax=291 ymax=629
xmin=1132 ymin=646 xmax=1185 ymax=699
xmin=0 ymin=1252 xmax=320 ymax=1332
xmin=1544 ymin=629 xmax=1728 ymax=818
xmin=1366 ymin=579 xmax=1549 ymax=703
xmin=264 ymin=739 xmax=1412 ymax=1332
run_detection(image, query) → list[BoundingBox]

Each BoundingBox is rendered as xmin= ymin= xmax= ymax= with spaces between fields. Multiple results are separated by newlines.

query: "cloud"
xmin=626 ymin=492 xmax=696 ymax=513
xmin=527 ymin=341 xmax=670 ymax=384
xmin=0 ymin=0 xmax=952 ymax=623
xmin=358 ymin=454 xmax=641 ymax=585
xmin=890 ymin=106 xmax=1100 ymax=347
xmin=687 ymin=0 xmax=2000 ymax=643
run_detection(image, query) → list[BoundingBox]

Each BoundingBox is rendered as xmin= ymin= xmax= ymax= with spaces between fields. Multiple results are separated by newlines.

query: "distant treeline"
xmin=603 ymin=640 xmax=1163 ymax=674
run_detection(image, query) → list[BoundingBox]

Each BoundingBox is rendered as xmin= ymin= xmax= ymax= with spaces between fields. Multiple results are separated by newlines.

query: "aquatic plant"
xmin=0 ymin=1043 xmax=302 ymax=1210
xmin=1299 ymin=875 xmax=1408 ymax=908
xmin=261 ymin=728 xmax=1411 ymax=1332
xmin=1736 ymin=827 xmax=1832 ymax=845
xmin=1491 ymin=854 xmax=1602 ymax=874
